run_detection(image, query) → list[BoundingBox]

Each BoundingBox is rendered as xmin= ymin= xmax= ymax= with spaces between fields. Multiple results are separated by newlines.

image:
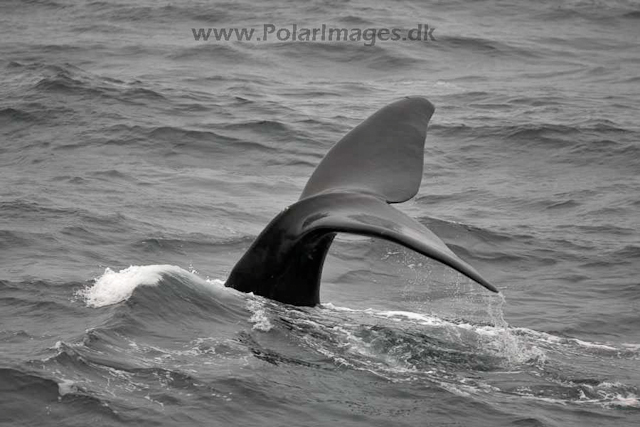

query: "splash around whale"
xmin=225 ymin=97 xmax=498 ymax=306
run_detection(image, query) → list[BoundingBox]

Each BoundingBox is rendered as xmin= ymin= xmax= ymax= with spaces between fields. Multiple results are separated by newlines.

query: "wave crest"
xmin=76 ymin=265 xmax=219 ymax=308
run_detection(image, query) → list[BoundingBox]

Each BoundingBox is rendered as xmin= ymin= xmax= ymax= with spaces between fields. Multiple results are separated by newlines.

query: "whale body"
xmin=225 ymin=97 xmax=498 ymax=306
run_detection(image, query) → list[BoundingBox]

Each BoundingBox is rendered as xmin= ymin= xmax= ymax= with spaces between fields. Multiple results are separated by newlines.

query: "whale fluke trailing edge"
xmin=226 ymin=96 xmax=498 ymax=306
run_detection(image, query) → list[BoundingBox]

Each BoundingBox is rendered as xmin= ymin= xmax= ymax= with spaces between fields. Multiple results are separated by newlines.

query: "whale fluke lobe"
xmin=301 ymin=97 xmax=434 ymax=203
xmin=226 ymin=97 xmax=497 ymax=306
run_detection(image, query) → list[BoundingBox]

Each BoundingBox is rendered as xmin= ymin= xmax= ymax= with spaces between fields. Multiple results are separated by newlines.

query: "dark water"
xmin=1 ymin=0 xmax=639 ymax=425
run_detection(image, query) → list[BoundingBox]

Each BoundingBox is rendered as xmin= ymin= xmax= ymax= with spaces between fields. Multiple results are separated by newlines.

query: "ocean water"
xmin=1 ymin=0 xmax=639 ymax=425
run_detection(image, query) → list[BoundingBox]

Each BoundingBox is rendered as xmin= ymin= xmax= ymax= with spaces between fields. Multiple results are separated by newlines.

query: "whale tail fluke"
xmin=226 ymin=97 xmax=497 ymax=306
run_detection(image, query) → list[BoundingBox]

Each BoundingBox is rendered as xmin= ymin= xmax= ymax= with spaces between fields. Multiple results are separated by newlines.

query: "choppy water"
xmin=1 ymin=0 xmax=639 ymax=426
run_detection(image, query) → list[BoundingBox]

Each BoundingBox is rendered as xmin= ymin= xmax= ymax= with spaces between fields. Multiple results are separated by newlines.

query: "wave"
xmin=257 ymin=300 xmax=639 ymax=408
xmin=427 ymin=120 xmax=639 ymax=170
xmin=1 ymin=264 xmax=628 ymax=420
xmin=434 ymin=35 xmax=541 ymax=59
xmin=76 ymin=265 xmax=226 ymax=308
xmin=219 ymin=119 xmax=291 ymax=134
xmin=0 ymin=366 xmax=121 ymax=424
xmin=93 ymin=123 xmax=286 ymax=157
xmin=533 ymin=1 xmax=640 ymax=23
xmin=253 ymin=41 xmax=424 ymax=71
xmin=0 ymin=107 xmax=38 ymax=124
xmin=167 ymin=44 xmax=255 ymax=62
xmin=76 ymin=268 xmax=526 ymax=374
xmin=329 ymin=304 xmax=639 ymax=405
xmin=428 ymin=122 xmax=579 ymax=142
xmin=5 ymin=62 xmax=168 ymax=108
xmin=0 ymin=199 xmax=150 ymax=234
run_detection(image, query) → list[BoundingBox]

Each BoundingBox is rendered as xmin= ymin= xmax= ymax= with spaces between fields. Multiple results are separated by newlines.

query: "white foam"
xmin=205 ymin=278 xmax=226 ymax=287
xmin=609 ymin=393 xmax=639 ymax=408
xmin=78 ymin=265 xmax=189 ymax=308
xmin=321 ymin=300 xmax=547 ymax=366
xmin=57 ymin=379 xmax=76 ymax=397
xmin=373 ymin=310 xmax=442 ymax=323
xmin=321 ymin=302 xmax=356 ymax=312
xmin=575 ymin=385 xmax=640 ymax=409
xmin=246 ymin=298 xmax=273 ymax=332
xmin=570 ymin=338 xmax=618 ymax=351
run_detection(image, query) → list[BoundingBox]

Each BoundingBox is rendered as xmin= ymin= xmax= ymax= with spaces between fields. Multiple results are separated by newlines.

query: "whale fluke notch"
xmin=225 ymin=97 xmax=498 ymax=306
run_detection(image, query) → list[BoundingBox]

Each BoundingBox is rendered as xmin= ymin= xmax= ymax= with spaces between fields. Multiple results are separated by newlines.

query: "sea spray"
xmin=485 ymin=292 xmax=546 ymax=366
xmin=398 ymin=266 xmax=546 ymax=367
